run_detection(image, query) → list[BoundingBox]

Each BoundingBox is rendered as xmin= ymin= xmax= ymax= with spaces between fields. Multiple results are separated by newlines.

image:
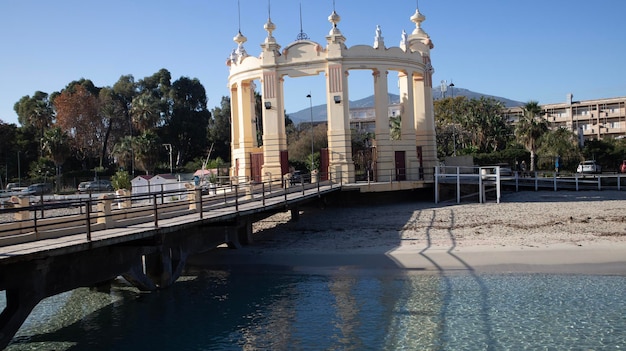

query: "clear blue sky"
xmin=1 ymin=0 xmax=625 ymax=126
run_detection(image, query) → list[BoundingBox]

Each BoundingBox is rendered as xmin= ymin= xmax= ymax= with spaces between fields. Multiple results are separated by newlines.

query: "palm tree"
xmin=515 ymin=101 xmax=549 ymax=172
xmin=389 ymin=115 xmax=401 ymax=140
xmin=133 ymin=131 xmax=160 ymax=175
xmin=131 ymin=94 xmax=159 ymax=131
xmin=42 ymin=127 xmax=70 ymax=191
xmin=111 ymin=136 xmax=134 ymax=171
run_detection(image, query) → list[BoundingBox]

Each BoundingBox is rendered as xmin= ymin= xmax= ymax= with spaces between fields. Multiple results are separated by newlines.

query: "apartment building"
xmin=349 ymin=104 xmax=401 ymax=134
xmin=504 ymin=95 xmax=626 ymax=142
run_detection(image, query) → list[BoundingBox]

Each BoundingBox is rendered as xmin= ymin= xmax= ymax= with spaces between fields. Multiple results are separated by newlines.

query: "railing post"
xmin=553 ymin=173 xmax=557 ymax=192
xmin=199 ymin=189 xmax=204 ymax=219
xmin=434 ymin=166 xmax=439 ymax=204
xmin=478 ymin=168 xmax=484 ymax=204
xmin=262 ymin=183 xmax=266 ymax=207
xmin=618 ymin=174 xmax=621 ymax=191
xmin=575 ymin=174 xmax=579 ymax=191
xmin=33 ymin=207 xmax=38 ymax=236
xmin=456 ymin=167 xmax=461 ymax=204
xmin=235 ymin=186 xmax=239 ymax=212
xmin=598 ymin=176 xmax=601 ymax=191
xmin=10 ymin=196 xmax=29 ymax=222
xmin=496 ymin=167 xmax=501 ymax=204
xmin=85 ymin=200 xmax=92 ymax=241
xmin=153 ymin=194 xmax=158 ymax=227
xmin=39 ymin=192 xmax=45 ymax=219
xmin=534 ymin=172 xmax=538 ymax=191
xmin=97 ymin=194 xmax=113 ymax=229
xmin=317 ymin=175 xmax=320 ymax=194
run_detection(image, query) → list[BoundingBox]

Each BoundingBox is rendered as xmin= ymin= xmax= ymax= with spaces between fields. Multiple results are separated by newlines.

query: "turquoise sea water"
xmin=3 ymin=267 xmax=626 ymax=350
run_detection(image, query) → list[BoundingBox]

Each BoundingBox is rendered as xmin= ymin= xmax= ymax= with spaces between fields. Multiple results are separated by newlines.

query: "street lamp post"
xmin=306 ymin=93 xmax=314 ymax=173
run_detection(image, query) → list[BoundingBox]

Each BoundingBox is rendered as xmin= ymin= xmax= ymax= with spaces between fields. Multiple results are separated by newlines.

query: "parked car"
xmin=576 ymin=160 xmax=601 ymax=174
xmin=494 ymin=163 xmax=514 ymax=176
xmin=78 ymin=180 xmax=114 ymax=193
xmin=22 ymin=183 xmax=53 ymax=196
xmin=5 ymin=183 xmax=26 ymax=193
xmin=290 ymin=171 xmax=303 ymax=185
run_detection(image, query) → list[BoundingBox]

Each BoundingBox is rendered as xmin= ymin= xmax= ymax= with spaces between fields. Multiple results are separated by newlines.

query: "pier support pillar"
xmin=96 ymin=194 xmax=113 ymax=228
xmin=290 ymin=207 xmax=300 ymax=222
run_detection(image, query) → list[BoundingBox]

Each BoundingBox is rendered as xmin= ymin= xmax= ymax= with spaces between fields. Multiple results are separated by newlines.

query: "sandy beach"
xmin=194 ymin=190 xmax=626 ymax=274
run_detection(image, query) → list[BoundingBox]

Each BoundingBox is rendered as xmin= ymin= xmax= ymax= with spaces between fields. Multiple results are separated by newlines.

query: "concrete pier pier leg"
xmin=237 ymin=220 xmax=253 ymax=245
xmin=122 ymin=259 xmax=158 ymax=291
xmin=290 ymin=206 xmax=300 ymax=222
xmin=225 ymin=227 xmax=242 ymax=249
xmin=0 ymin=288 xmax=41 ymax=350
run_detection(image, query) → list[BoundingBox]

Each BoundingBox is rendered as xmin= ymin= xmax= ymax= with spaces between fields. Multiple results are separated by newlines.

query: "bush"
xmin=111 ymin=170 xmax=131 ymax=190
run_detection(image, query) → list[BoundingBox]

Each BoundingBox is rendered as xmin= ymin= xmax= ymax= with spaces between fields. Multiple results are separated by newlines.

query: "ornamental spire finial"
xmin=296 ymin=3 xmax=309 ymax=40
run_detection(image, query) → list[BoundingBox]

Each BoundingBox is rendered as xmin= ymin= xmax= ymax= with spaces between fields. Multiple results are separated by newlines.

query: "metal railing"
xmin=0 ymin=173 xmax=339 ymax=246
xmin=435 ymin=166 xmax=503 ymax=204
xmin=435 ymin=166 xmax=626 ymax=204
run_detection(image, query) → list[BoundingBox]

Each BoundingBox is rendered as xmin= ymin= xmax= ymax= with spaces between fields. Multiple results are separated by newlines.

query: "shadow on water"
xmin=416 ymin=209 xmax=494 ymax=350
xmin=7 ymin=269 xmax=309 ymax=351
xmin=5 ymin=190 xmax=626 ymax=350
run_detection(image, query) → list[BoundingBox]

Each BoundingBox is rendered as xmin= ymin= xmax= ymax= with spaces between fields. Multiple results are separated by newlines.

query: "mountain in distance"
xmin=288 ymin=87 xmax=525 ymax=125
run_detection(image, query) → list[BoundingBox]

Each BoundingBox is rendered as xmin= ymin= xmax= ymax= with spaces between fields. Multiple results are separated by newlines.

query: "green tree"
xmin=14 ymin=91 xmax=54 ymax=156
xmin=515 ymin=100 xmax=549 ymax=172
xmin=111 ymin=170 xmax=131 ymax=190
xmin=288 ymin=123 xmax=327 ymax=169
xmin=111 ymin=136 xmax=134 ymax=171
xmin=42 ymin=127 xmax=70 ymax=190
xmin=165 ymin=77 xmax=211 ymax=168
xmin=207 ymin=96 xmax=232 ymax=162
xmin=28 ymin=157 xmax=55 ymax=183
xmin=131 ymin=93 xmax=161 ymax=131
xmin=134 ymin=68 xmax=172 ymax=129
xmin=435 ymin=96 xmax=510 ymax=156
xmin=134 ymin=131 xmax=160 ymax=175
xmin=537 ymin=127 xmax=580 ymax=170
xmin=464 ymin=97 xmax=509 ymax=153
xmin=98 ymin=87 xmax=127 ymax=167
xmin=435 ymin=96 xmax=470 ymax=157
xmin=254 ymin=91 xmax=263 ymax=146
xmin=0 ymin=121 xmax=19 ymax=183
xmin=389 ymin=115 xmax=401 ymax=141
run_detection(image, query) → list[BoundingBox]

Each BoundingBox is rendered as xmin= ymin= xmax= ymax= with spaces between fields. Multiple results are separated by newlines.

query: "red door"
xmin=395 ymin=151 xmax=406 ymax=181
xmin=250 ymin=153 xmax=264 ymax=183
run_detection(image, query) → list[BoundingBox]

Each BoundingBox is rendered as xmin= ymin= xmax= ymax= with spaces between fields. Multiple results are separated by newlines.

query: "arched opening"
xmin=282 ymin=74 xmax=328 ymax=175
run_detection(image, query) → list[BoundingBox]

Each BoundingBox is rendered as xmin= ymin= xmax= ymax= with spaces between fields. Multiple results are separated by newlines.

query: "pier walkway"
xmin=0 ymin=179 xmax=340 ymax=348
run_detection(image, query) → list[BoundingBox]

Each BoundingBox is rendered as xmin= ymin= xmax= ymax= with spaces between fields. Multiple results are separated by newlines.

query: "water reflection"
xmin=4 ymin=269 xmax=626 ymax=350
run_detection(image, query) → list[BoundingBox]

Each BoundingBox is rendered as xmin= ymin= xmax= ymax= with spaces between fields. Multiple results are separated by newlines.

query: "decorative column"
xmin=408 ymin=7 xmax=438 ymax=180
xmin=325 ymin=9 xmax=354 ymax=183
xmin=398 ymin=70 xmax=419 ymax=180
xmin=373 ymin=68 xmax=393 ymax=181
xmin=261 ymin=70 xmax=285 ymax=181
xmin=260 ymin=16 xmax=287 ymax=182
xmin=414 ymin=71 xmax=437 ymax=178
xmin=229 ymin=84 xmax=240 ymax=179
xmin=230 ymin=81 xmax=256 ymax=181
xmin=325 ymin=63 xmax=354 ymax=183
